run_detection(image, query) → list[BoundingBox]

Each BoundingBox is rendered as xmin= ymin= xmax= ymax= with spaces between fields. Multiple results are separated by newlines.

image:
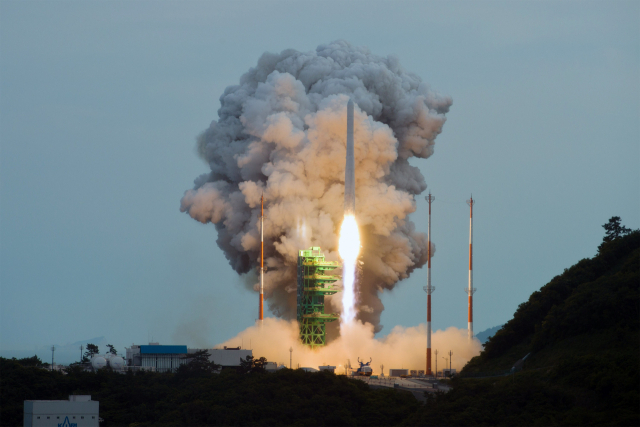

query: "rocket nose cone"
xmin=348 ymin=99 xmax=354 ymax=108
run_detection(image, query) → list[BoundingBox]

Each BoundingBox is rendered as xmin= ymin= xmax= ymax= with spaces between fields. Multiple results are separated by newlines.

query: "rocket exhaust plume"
xmin=339 ymin=99 xmax=360 ymax=324
xmin=180 ymin=41 xmax=451 ymax=334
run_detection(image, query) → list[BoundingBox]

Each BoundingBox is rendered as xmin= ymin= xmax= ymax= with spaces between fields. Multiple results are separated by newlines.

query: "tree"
xmin=603 ymin=217 xmax=632 ymax=242
xmin=83 ymin=343 xmax=99 ymax=360
xmin=12 ymin=355 xmax=45 ymax=367
xmin=239 ymin=355 xmax=268 ymax=374
xmin=600 ymin=217 xmax=633 ymax=251
xmin=106 ymin=344 xmax=117 ymax=355
xmin=176 ymin=350 xmax=221 ymax=378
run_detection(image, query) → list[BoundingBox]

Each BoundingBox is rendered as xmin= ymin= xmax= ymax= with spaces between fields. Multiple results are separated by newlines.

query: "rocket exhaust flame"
xmin=339 ymin=215 xmax=360 ymax=323
xmin=340 ymin=99 xmax=359 ymax=324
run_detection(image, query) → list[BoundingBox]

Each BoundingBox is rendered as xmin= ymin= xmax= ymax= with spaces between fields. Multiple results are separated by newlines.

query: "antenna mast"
xmin=465 ymin=195 xmax=476 ymax=339
xmin=423 ymin=192 xmax=435 ymax=376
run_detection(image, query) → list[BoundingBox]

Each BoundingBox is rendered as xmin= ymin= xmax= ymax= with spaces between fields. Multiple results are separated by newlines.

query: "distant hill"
xmin=0 ymin=336 xmax=110 ymax=365
xmin=474 ymin=325 xmax=503 ymax=344
xmin=403 ymin=228 xmax=639 ymax=426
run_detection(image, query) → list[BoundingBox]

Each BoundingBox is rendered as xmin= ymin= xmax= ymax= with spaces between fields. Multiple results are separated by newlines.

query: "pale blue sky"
xmin=1 ymin=0 xmax=638 ymax=363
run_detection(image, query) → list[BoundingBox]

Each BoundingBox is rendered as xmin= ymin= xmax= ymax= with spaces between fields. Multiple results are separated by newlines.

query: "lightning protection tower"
xmin=423 ymin=192 xmax=435 ymax=375
xmin=465 ymin=195 xmax=477 ymax=340
xmin=297 ymin=247 xmax=339 ymax=348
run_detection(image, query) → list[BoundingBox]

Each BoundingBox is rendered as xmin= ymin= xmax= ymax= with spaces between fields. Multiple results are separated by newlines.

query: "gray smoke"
xmin=181 ymin=40 xmax=451 ymax=333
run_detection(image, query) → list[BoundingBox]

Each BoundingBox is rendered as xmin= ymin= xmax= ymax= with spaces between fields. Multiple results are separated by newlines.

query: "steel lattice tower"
xmin=297 ymin=247 xmax=339 ymax=348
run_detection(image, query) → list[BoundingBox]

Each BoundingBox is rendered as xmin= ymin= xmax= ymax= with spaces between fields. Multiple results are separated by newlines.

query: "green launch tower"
xmin=296 ymin=247 xmax=340 ymax=348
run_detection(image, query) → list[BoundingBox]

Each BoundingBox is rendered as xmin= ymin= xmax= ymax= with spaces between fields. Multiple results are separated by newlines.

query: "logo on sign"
xmin=58 ymin=416 xmax=77 ymax=427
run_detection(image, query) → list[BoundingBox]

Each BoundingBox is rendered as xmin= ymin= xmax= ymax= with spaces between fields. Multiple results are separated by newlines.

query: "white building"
xmin=125 ymin=343 xmax=252 ymax=373
xmin=24 ymin=395 xmax=99 ymax=427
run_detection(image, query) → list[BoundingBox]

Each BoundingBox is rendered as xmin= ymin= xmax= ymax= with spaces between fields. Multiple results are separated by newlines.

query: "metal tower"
xmin=465 ymin=196 xmax=476 ymax=340
xmin=297 ymin=247 xmax=339 ymax=348
xmin=423 ymin=192 xmax=435 ymax=375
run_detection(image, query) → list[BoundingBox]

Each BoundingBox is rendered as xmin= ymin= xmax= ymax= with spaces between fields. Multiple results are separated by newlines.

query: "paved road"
xmin=351 ymin=377 xmax=451 ymax=402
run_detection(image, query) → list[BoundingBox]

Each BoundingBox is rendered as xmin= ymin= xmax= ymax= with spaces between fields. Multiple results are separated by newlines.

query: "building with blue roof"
xmin=125 ymin=343 xmax=252 ymax=373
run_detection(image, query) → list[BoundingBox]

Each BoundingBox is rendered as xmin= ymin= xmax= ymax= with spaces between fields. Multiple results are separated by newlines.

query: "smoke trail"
xmin=181 ymin=40 xmax=451 ymax=333
xmin=219 ymin=319 xmax=481 ymax=374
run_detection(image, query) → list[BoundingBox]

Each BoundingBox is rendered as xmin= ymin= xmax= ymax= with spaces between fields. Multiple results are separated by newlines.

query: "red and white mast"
xmin=423 ymin=192 xmax=435 ymax=375
xmin=465 ymin=195 xmax=476 ymax=339
xmin=259 ymin=194 xmax=264 ymax=325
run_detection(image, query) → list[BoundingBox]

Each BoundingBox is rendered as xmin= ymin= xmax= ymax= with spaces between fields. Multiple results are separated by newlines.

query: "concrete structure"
xmin=126 ymin=344 xmax=188 ymax=373
xmin=208 ymin=348 xmax=253 ymax=367
xmin=125 ymin=344 xmax=252 ymax=373
xmin=465 ymin=195 xmax=477 ymax=339
xmin=442 ymin=368 xmax=457 ymax=377
xmin=319 ymin=365 xmax=336 ymax=373
xmin=389 ymin=369 xmax=409 ymax=377
xmin=423 ymin=192 xmax=435 ymax=375
xmin=24 ymin=395 xmax=99 ymax=427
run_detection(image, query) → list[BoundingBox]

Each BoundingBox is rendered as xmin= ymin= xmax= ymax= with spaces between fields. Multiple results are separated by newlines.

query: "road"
xmin=350 ymin=376 xmax=452 ymax=403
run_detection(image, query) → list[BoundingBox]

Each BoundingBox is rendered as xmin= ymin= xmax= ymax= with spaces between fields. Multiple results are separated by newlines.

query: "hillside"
xmin=0 ymin=359 xmax=419 ymax=426
xmin=403 ymin=229 xmax=639 ymax=426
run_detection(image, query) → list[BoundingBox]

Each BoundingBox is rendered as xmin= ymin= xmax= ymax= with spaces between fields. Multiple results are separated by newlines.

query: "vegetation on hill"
xmin=403 ymin=219 xmax=639 ymax=426
xmin=0 ymin=357 xmax=418 ymax=426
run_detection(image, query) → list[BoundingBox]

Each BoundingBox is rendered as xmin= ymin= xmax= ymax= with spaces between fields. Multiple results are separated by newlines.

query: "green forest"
xmin=2 ymin=219 xmax=638 ymax=426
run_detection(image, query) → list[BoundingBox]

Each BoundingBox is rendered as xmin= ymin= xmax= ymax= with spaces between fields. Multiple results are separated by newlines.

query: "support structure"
xmin=423 ymin=192 xmax=435 ymax=375
xmin=259 ymin=194 xmax=264 ymax=324
xmin=465 ymin=195 xmax=476 ymax=340
xmin=435 ymin=349 xmax=438 ymax=378
xmin=296 ymin=247 xmax=339 ymax=348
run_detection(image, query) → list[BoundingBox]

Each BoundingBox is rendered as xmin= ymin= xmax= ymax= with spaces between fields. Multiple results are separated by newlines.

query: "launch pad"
xmin=296 ymin=247 xmax=339 ymax=348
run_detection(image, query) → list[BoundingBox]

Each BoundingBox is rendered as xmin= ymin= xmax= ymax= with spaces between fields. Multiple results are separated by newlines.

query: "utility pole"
xmin=80 ymin=345 xmax=83 ymax=363
xmin=51 ymin=346 xmax=55 ymax=371
xmin=289 ymin=347 xmax=292 ymax=369
xmin=434 ymin=349 xmax=438 ymax=379
xmin=423 ymin=192 xmax=435 ymax=375
xmin=465 ymin=195 xmax=477 ymax=340
xmin=449 ymin=350 xmax=453 ymax=375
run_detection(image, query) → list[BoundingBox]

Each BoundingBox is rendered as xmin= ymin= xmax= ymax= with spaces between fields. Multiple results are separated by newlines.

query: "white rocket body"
xmin=344 ymin=99 xmax=355 ymax=215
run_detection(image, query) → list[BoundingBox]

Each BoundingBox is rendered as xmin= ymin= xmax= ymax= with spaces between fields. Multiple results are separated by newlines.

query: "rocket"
xmin=345 ymin=99 xmax=355 ymax=215
xmin=259 ymin=194 xmax=264 ymax=325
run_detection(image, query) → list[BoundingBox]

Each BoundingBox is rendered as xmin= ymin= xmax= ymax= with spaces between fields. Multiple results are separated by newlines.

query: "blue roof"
xmin=139 ymin=345 xmax=187 ymax=354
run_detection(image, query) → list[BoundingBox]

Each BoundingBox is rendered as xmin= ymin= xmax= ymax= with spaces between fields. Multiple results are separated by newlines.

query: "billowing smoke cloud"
xmin=220 ymin=319 xmax=480 ymax=374
xmin=181 ymin=40 xmax=451 ymax=333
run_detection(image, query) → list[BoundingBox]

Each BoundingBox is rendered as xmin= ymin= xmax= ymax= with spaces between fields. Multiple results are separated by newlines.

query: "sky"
xmin=1 ymin=0 xmax=638 ymax=364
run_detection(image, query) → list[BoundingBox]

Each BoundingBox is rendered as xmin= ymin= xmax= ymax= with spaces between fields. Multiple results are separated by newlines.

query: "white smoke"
xmin=218 ymin=318 xmax=480 ymax=374
xmin=181 ymin=40 xmax=451 ymax=333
